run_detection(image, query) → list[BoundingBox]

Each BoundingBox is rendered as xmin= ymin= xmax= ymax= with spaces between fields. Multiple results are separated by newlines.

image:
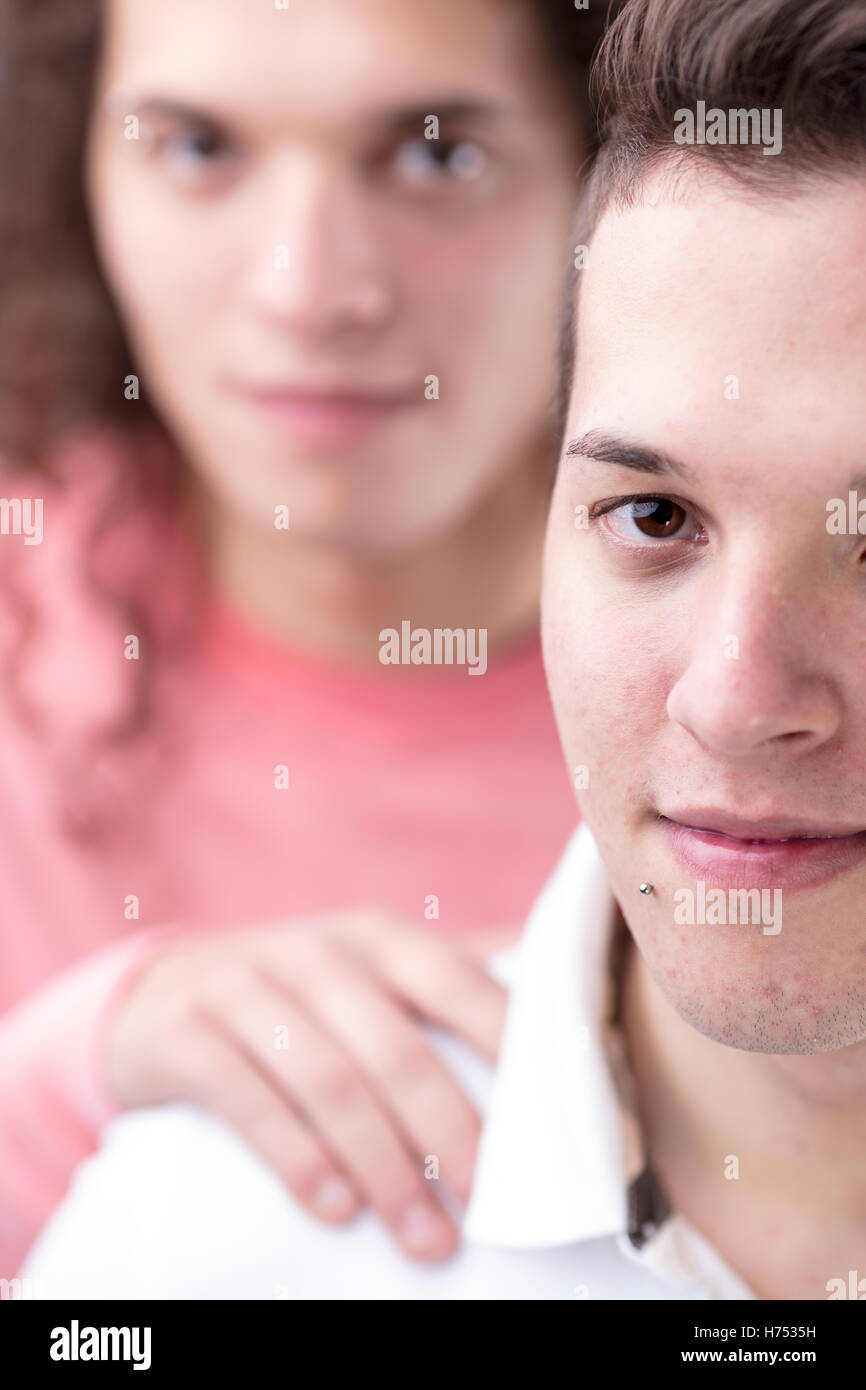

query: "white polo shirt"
xmin=21 ymin=826 xmax=755 ymax=1300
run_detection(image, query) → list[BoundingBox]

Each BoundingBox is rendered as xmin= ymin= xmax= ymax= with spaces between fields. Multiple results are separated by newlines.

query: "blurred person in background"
xmin=0 ymin=0 xmax=610 ymax=1278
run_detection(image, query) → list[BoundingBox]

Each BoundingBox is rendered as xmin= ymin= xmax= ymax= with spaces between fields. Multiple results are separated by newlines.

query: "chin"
xmin=640 ymin=943 xmax=866 ymax=1056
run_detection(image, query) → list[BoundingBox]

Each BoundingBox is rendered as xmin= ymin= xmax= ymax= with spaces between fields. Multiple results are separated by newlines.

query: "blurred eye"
xmin=152 ymin=125 xmax=236 ymax=185
xmin=602 ymin=496 xmax=702 ymax=544
xmin=391 ymin=137 xmax=488 ymax=188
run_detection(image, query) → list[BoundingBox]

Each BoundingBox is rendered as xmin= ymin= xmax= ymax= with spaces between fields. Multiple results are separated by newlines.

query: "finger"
xmin=333 ymin=915 xmax=509 ymax=1063
xmin=264 ymin=939 xmax=484 ymax=1204
xmin=215 ymin=972 xmax=460 ymax=1261
xmin=173 ymin=1009 xmax=362 ymax=1225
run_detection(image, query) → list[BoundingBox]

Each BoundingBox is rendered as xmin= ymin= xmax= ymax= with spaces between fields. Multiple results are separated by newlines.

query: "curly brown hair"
xmin=0 ymin=0 xmax=147 ymax=462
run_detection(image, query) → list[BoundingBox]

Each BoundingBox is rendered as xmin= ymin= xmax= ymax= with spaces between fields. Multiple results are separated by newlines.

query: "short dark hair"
xmin=557 ymin=0 xmax=866 ymax=422
xmin=591 ymin=0 xmax=866 ymax=222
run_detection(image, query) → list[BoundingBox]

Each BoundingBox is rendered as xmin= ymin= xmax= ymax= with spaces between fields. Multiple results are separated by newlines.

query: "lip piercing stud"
xmin=639 ymin=882 xmax=654 ymax=895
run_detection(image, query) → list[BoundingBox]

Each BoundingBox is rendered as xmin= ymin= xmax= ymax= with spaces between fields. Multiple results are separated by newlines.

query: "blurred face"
xmin=86 ymin=0 xmax=578 ymax=553
xmin=544 ymin=168 xmax=866 ymax=1054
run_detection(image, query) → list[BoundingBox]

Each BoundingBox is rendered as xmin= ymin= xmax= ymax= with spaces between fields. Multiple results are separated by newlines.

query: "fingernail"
xmin=311 ymin=1178 xmax=356 ymax=1219
xmin=400 ymin=1203 xmax=447 ymax=1251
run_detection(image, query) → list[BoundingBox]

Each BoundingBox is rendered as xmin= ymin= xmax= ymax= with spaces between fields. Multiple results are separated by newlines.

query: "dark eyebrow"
xmin=370 ymin=100 xmax=507 ymax=135
xmin=565 ymin=429 xmax=695 ymax=482
xmin=108 ymin=93 xmax=221 ymax=126
xmin=113 ymin=93 xmax=505 ymax=134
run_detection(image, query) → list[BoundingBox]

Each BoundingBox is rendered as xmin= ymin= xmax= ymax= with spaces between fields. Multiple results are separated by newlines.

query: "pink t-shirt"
xmin=0 ymin=426 xmax=578 ymax=1275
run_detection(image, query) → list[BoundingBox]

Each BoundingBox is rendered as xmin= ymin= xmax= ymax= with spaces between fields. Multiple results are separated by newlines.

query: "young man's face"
xmin=544 ymin=167 xmax=866 ymax=1053
xmin=85 ymin=0 xmax=578 ymax=553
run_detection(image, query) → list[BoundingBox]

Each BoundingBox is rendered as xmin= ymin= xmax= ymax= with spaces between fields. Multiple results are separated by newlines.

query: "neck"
xmin=188 ymin=455 xmax=550 ymax=666
xmin=621 ymin=936 xmax=866 ymax=1219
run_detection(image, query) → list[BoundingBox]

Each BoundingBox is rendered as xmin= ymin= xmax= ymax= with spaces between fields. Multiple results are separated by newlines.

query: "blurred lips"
xmin=230 ymin=379 xmax=417 ymax=444
xmin=658 ymin=811 xmax=866 ymax=891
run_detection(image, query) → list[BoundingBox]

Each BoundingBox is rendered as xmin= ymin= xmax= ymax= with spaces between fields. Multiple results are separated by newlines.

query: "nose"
xmin=240 ymin=154 xmax=397 ymax=341
xmin=666 ymin=561 xmax=843 ymax=758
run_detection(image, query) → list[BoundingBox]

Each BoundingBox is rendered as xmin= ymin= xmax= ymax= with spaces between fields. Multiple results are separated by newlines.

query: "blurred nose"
xmin=666 ymin=558 xmax=842 ymax=759
xmin=240 ymin=154 xmax=398 ymax=342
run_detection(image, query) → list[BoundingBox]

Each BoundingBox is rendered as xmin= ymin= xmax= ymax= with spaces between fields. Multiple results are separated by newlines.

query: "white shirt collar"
xmin=466 ymin=822 xmax=639 ymax=1248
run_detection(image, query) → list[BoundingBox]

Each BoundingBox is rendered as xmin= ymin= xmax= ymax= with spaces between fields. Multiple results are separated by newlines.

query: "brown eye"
xmin=631 ymin=498 xmax=688 ymax=538
xmin=601 ymin=495 xmax=701 ymax=546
